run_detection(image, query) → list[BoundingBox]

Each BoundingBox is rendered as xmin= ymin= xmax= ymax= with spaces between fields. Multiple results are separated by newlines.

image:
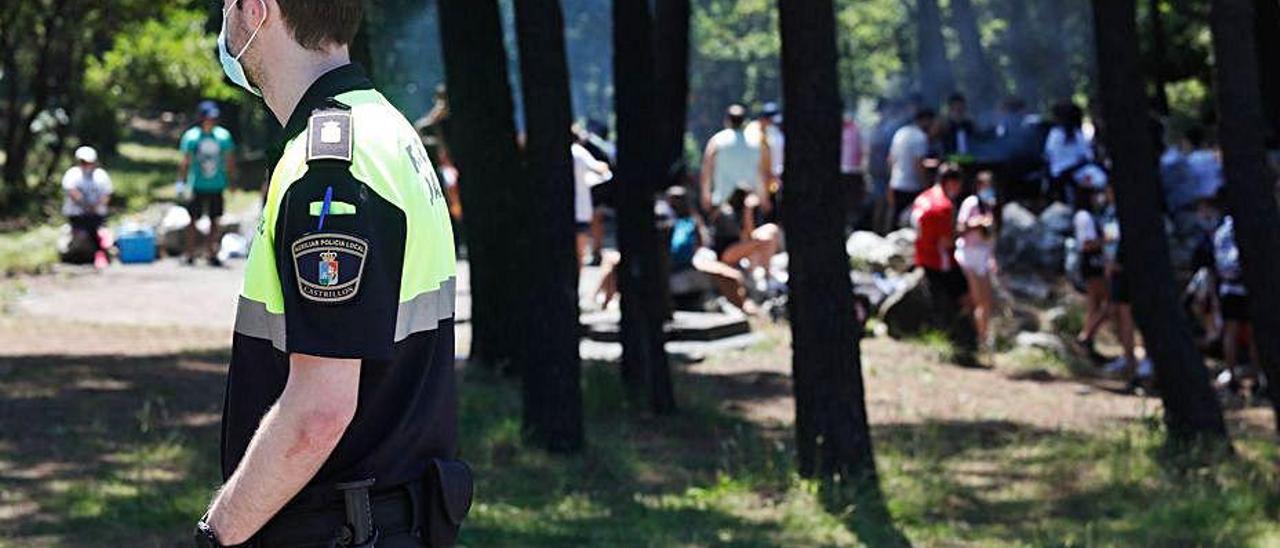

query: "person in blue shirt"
xmin=178 ymin=100 xmax=237 ymax=266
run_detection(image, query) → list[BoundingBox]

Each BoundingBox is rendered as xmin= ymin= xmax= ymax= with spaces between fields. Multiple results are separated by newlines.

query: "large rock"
xmin=878 ymin=269 xmax=936 ymax=338
xmin=997 ymin=202 xmax=1039 ymax=273
xmin=885 ymin=228 xmax=917 ymax=269
xmin=847 ymin=230 xmax=914 ymax=273
xmin=1034 ymin=230 xmax=1067 ymax=273
xmin=1015 ymin=332 xmax=1068 ymax=356
xmin=851 ymin=271 xmax=887 ymax=311
xmin=1038 ymin=202 xmax=1074 ymax=234
xmin=847 ymin=231 xmax=895 ymax=271
xmin=1003 ymin=274 xmax=1052 ymax=302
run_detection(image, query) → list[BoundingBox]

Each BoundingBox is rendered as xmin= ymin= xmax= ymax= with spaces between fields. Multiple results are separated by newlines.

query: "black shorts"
xmin=1080 ymin=252 xmax=1105 ymax=281
xmin=924 ymin=267 xmax=970 ymax=301
xmin=1108 ymin=268 xmax=1130 ymax=304
xmin=1221 ymin=293 xmax=1251 ymax=322
xmin=187 ymin=191 xmax=224 ymax=219
xmin=68 ymin=215 xmax=105 ymax=251
xmin=590 ymin=180 xmax=615 ymax=211
xmin=575 ymin=221 xmax=590 ymax=235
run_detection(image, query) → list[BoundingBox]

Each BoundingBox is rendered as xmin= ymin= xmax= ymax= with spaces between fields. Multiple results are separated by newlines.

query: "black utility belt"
xmin=255 ymin=458 xmax=473 ymax=548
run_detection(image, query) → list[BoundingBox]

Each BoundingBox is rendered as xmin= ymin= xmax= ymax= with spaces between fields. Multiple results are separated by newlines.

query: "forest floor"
xmin=1 ymin=258 xmax=1278 ymax=546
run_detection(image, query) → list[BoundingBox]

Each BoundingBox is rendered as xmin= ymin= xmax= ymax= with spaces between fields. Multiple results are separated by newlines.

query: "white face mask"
xmin=218 ymin=0 xmax=267 ymax=96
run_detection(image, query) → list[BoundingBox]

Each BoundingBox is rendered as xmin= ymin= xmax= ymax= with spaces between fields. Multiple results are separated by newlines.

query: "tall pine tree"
xmin=916 ymin=0 xmax=956 ymax=107
xmin=437 ymin=0 xmax=526 ymax=371
xmin=1091 ymin=0 xmax=1228 ymax=444
xmin=1209 ymin=0 xmax=1280 ymax=431
xmin=613 ymin=0 xmax=676 ymax=414
xmin=779 ymin=0 xmax=877 ymax=484
xmin=514 ymin=0 xmax=585 ymax=451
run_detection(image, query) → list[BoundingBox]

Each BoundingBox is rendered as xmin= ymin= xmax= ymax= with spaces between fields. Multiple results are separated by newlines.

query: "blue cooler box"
xmin=117 ymin=229 xmax=157 ymax=264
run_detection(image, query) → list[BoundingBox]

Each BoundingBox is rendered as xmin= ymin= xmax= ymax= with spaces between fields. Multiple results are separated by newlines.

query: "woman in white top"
xmin=1044 ymin=102 xmax=1093 ymax=203
xmin=955 ymin=171 xmax=998 ymax=348
xmin=571 ymin=135 xmax=612 ymax=271
xmin=1073 ymin=184 xmax=1110 ymax=359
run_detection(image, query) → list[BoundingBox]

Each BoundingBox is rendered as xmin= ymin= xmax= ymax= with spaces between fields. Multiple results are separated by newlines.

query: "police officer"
xmin=195 ymin=1 xmax=469 ymax=546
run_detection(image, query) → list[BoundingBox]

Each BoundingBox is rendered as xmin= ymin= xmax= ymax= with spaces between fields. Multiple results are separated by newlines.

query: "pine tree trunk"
xmin=613 ymin=0 xmax=676 ymax=414
xmin=1210 ymin=0 xmax=1280 ymax=431
xmin=950 ymin=0 xmax=1001 ymax=113
xmin=438 ymin=0 xmax=525 ymax=370
xmin=779 ymin=0 xmax=877 ymax=482
xmin=1256 ymin=0 xmax=1280 ymax=139
xmin=654 ymin=0 xmax=691 ymax=187
xmin=1000 ymin=0 xmax=1039 ymax=106
xmin=1091 ymin=0 xmax=1229 ymax=444
xmin=916 ymin=0 xmax=956 ymax=108
xmin=1146 ymin=0 xmax=1171 ymax=115
xmin=512 ymin=0 xmax=585 ymax=452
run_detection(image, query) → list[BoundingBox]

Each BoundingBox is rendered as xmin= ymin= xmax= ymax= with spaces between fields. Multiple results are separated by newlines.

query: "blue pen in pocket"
xmin=317 ymin=186 xmax=334 ymax=231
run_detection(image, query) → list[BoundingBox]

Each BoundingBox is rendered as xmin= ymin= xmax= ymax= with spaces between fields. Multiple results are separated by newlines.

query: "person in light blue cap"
xmin=177 ymin=100 xmax=237 ymax=266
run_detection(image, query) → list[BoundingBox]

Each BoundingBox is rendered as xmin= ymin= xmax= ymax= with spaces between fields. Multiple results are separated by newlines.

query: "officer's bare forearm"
xmin=206 ymin=354 xmax=360 ymax=544
xmin=178 ymin=155 xmax=191 ymax=181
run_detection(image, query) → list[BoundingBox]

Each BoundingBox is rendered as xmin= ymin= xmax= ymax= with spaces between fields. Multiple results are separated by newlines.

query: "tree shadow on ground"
xmin=820 ymin=477 xmax=914 ymax=547
xmin=0 ymin=350 xmax=229 ymax=545
xmin=867 ymin=418 xmax=1280 ymax=545
xmin=458 ymin=360 xmax=802 ymax=545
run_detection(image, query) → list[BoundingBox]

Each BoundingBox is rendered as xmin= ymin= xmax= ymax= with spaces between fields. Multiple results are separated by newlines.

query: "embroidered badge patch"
xmin=291 ymin=233 xmax=368 ymax=303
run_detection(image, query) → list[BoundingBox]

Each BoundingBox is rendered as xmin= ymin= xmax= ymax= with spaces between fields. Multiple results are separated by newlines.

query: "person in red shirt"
xmin=913 ymin=166 xmax=969 ymax=307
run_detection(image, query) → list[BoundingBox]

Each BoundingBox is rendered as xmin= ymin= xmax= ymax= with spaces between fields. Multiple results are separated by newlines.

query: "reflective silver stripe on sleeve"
xmin=233 ymin=297 xmax=287 ymax=352
xmin=394 ymin=277 xmax=457 ymax=342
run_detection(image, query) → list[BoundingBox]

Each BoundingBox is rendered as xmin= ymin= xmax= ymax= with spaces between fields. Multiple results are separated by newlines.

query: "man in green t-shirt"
xmin=178 ymin=101 xmax=237 ymax=266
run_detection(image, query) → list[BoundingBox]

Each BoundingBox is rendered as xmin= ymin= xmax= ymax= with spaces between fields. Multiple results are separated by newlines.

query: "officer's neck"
xmin=260 ymin=46 xmax=352 ymax=126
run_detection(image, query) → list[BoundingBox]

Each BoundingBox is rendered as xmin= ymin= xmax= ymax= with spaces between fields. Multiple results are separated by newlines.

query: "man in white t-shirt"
xmin=1184 ymin=127 xmax=1224 ymax=202
xmin=62 ymin=146 xmax=113 ymax=257
xmin=701 ymin=104 xmax=773 ymax=216
xmin=887 ymin=108 xmax=936 ymax=227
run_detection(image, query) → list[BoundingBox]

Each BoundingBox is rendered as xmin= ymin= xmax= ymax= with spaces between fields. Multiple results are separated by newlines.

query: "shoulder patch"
xmin=291 ymin=232 xmax=368 ymax=303
xmin=307 ymin=109 xmax=353 ymax=163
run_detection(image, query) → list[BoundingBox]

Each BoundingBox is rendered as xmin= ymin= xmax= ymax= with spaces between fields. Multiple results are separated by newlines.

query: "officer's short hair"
xmin=276 ymin=0 xmax=363 ymax=51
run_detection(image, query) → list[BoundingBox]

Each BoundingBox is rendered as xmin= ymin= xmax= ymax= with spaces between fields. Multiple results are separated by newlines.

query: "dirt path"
xmin=3 ymin=258 xmax=1268 ymax=435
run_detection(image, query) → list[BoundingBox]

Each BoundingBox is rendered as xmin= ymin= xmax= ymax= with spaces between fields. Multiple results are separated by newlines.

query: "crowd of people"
xmin=572 ymin=89 xmax=1274 ymax=392
xmin=114 ymin=83 xmax=1262 ymax=396
xmin=869 ymin=89 xmax=1276 ymax=393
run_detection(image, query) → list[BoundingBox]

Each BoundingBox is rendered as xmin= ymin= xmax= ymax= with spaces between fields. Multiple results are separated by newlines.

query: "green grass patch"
xmin=877 ymin=418 xmax=1280 ymax=546
xmin=109 ymin=142 xmax=184 ymax=213
xmin=997 ymin=345 xmax=1091 ymax=380
xmin=5 ymin=338 xmax=1279 ymax=545
xmin=0 ymin=226 xmax=59 ymax=276
xmin=912 ymin=329 xmax=957 ymax=363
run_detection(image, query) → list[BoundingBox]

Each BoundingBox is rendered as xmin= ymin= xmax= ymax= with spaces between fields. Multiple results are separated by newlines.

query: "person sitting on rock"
xmin=61 ymin=146 xmax=113 ymax=268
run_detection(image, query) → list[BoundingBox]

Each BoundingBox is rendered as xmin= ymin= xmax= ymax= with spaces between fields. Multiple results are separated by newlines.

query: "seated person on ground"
xmin=708 ymin=187 xmax=781 ymax=276
xmin=62 ymin=146 xmax=113 ymax=266
xmin=594 ymin=187 xmax=758 ymax=315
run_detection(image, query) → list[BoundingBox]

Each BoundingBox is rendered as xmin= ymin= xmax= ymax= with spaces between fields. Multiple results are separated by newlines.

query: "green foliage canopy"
xmin=85 ymin=8 xmax=237 ymax=113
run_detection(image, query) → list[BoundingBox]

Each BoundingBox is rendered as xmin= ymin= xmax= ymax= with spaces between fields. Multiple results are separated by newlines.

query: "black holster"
xmin=422 ymin=458 xmax=473 ymax=547
xmin=253 ymin=459 xmax=473 ymax=547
